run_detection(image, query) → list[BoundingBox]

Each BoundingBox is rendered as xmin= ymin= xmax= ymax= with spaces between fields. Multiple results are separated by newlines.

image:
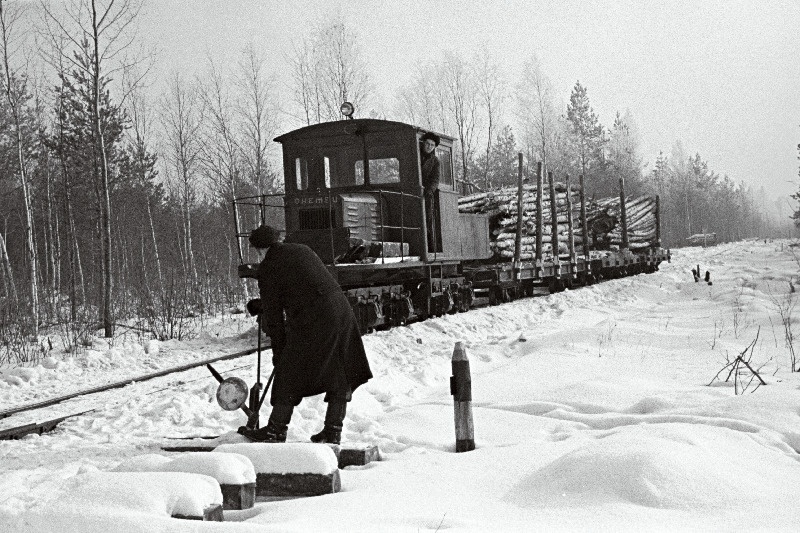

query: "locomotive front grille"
xmin=298 ymin=208 xmax=335 ymax=230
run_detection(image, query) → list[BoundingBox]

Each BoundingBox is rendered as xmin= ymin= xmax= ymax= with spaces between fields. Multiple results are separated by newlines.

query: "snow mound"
xmin=114 ymin=452 xmax=256 ymax=485
xmin=216 ymin=442 xmax=338 ymax=474
xmin=49 ymin=471 xmax=221 ymax=517
xmin=143 ymin=339 xmax=160 ymax=355
xmin=508 ymin=423 xmax=800 ymax=510
xmin=112 ymin=454 xmax=172 ymax=472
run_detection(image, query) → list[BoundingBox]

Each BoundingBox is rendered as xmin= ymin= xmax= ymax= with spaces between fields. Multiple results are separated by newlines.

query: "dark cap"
xmin=249 ymin=225 xmax=281 ymax=249
xmin=421 ymin=132 xmax=440 ymax=146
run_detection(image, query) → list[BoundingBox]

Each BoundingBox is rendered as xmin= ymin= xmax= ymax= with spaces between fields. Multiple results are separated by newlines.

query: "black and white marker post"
xmin=450 ymin=342 xmax=475 ymax=452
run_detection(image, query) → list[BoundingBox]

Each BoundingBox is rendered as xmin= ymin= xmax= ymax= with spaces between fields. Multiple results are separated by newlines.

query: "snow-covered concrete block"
xmin=338 ymin=444 xmax=381 ymax=468
xmin=326 ymin=443 xmax=382 ymax=468
xmin=173 ymin=503 xmax=224 ymax=521
xmin=55 ymin=471 xmax=223 ymax=521
xmin=220 ymin=482 xmax=256 ymax=511
xmin=216 ymin=442 xmax=341 ymax=497
xmin=114 ymin=452 xmax=256 ymax=510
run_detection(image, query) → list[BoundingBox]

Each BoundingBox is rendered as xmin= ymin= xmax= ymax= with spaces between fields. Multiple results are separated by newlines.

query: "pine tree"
xmin=566 ymin=81 xmax=606 ymax=195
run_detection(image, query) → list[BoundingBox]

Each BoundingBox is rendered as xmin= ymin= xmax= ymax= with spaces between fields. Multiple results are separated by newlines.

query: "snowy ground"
xmin=2 ymin=239 xmax=800 ymax=532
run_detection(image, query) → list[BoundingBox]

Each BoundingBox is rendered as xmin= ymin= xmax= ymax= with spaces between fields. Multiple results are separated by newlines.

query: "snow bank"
xmin=114 ymin=452 xmax=256 ymax=485
xmin=112 ymin=454 xmax=172 ymax=472
xmin=216 ymin=443 xmax=338 ymax=474
xmin=47 ymin=471 xmax=221 ymax=517
xmin=507 ymin=422 xmax=800 ymax=510
xmin=5 ymin=240 xmax=800 ymax=531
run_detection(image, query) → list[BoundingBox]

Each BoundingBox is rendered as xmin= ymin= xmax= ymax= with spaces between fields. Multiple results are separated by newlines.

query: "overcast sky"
xmin=141 ymin=0 xmax=800 ymax=202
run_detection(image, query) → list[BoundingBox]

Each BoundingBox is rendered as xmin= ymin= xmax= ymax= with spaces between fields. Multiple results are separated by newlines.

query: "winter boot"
xmin=238 ymin=404 xmax=293 ymax=443
xmin=311 ymin=401 xmax=346 ymax=445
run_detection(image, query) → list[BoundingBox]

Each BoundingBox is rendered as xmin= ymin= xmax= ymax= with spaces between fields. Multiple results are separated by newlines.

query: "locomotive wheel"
xmin=549 ymin=279 xmax=564 ymax=293
xmin=524 ymin=284 xmax=534 ymax=297
xmin=448 ymin=292 xmax=461 ymax=314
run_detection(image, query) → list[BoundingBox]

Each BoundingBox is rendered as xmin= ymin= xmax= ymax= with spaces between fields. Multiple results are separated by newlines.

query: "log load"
xmin=586 ymin=195 xmax=658 ymax=250
xmin=458 ymin=184 xmax=660 ymax=259
xmin=457 ymin=183 xmax=583 ymax=261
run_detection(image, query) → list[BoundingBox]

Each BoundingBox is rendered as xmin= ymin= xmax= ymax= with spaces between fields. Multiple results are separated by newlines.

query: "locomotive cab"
xmin=274 ymin=118 xmax=490 ymax=265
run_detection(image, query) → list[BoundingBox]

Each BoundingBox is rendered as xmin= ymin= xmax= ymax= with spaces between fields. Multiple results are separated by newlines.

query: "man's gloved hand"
xmin=246 ymin=298 xmax=262 ymax=316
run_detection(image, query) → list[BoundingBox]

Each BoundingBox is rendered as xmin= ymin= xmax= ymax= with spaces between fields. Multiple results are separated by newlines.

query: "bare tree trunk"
xmin=88 ymin=0 xmax=114 ymax=337
xmin=45 ymin=154 xmax=59 ymax=315
xmin=0 ymin=225 xmax=17 ymax=302
xmin=182 ymin=175 xmax=197 ymax=285
xmin=163 ymin=72 xmax=201 ymax=289
xmin=476 ymin=48 xmax=502 ymax=191
xmin=0 ymin=0 xmax=38 ymax=337
xmin=145 ymin=196 xmax=163 ymax=291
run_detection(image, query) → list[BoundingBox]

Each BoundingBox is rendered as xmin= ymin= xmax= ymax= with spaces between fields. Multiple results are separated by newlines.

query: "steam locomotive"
xmin=234 ymin=109 xmax=670 ymax=333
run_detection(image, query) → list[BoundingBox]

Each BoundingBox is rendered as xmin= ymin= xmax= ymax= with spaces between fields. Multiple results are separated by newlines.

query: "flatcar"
xmin=234 ymin=109 xmax=670 ymax=333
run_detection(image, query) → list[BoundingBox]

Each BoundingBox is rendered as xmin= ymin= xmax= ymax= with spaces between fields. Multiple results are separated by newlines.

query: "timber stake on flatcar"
xmin=233 ymin=106 xmax=670 ymax=334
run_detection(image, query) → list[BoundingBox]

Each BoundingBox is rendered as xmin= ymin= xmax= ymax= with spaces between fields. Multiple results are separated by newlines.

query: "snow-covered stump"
xmin=54 ymin=471 xmax=223 ymax=522
xmin=114 ymin=452 xmax=256 ymax=510
xmin=216 ymin=443 xmax=341 ymax=498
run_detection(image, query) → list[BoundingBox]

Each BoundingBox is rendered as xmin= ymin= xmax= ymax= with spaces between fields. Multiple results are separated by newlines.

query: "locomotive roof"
xmin=273 ymin=118 xmax=455 ymax=144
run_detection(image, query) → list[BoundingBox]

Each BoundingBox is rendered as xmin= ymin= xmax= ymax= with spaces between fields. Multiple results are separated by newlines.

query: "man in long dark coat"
xmin=240 ymin=225 xmax=372 ymax=444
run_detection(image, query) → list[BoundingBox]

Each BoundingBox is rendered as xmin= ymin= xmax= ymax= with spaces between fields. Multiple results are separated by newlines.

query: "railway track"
xmin=0 ymin=258 xmax=666 ymax=442
xmin=0 ymin=345 xmax=268 ymax=440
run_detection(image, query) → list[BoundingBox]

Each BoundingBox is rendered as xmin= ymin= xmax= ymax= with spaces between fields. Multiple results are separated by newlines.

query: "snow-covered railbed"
xmin=2 ymin=240 xmax=800 ymax=531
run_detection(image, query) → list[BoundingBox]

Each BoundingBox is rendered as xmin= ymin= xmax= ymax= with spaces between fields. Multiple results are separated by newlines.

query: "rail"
xmin=0 ymin=345 xmax=266 ymax=421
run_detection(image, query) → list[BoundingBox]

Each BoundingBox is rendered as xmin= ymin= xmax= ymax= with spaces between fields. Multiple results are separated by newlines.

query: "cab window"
xmin=355 ymin=157 xmax=400 ymax=185
xmin=436 ymin=146 xmax=453 ymax=189
xmin=295 ymin=157 xmax=309 ymax=190
xmin=324 ymin=156 xmax=332 ymax=188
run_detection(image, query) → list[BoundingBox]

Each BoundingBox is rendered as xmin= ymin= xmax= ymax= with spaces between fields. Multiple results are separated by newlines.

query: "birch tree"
xmin=123 ymin=66 xmax=162 ymax=290
xmin=0 ymin=0 xmax=37 ymax=336
xmin=42 ymin=0 xmax=144 ymax=337
xmin=161 ymin=71 xmax=201 ymax=285
xmin=608 ymin=110 xmax=644 ymax=195
xmin=516 ymin=55 xmax=563 ymax=177
xmin=290 ymin=18 xmax=372 ymax=123
xmin=442 ymin=51 xmax=480 ymax=189
xmin=475 ymin=47 xmax=504 ymax=190
xmin=236 ymin=43 xmax=279 ymax=196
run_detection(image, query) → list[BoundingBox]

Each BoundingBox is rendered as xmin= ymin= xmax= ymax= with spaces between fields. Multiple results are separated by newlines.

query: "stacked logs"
xmin=458 ymin=183 xmax=660 ymax=259
xmin=586 ymin=195 xmax=658 ymax=250
xmin=457 ymin=183 xmax=583 ymax=261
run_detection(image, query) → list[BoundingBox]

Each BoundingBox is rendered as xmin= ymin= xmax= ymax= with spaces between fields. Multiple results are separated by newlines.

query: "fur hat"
xmin=420 ymin=132 xmax=440 ymax=146
xmin=249 ymin=225 xmax=280 ymax=249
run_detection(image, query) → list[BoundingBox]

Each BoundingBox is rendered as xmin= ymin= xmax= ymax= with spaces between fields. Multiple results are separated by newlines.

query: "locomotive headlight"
xmin=340 ymin=101 xmax=355 ymax=119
